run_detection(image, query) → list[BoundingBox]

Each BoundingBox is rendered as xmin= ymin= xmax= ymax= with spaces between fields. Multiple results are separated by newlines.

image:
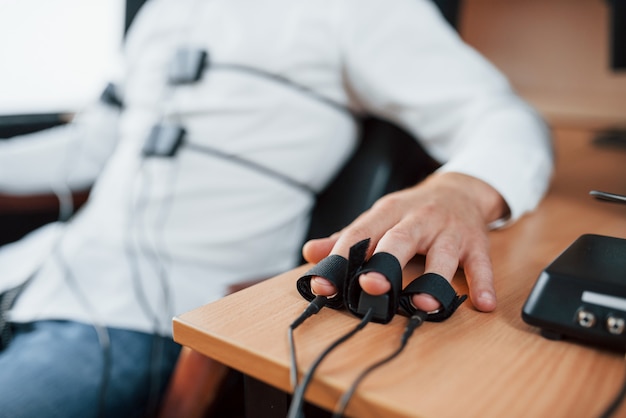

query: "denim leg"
xmin=0 ymin=320 xmax=181 ymax=418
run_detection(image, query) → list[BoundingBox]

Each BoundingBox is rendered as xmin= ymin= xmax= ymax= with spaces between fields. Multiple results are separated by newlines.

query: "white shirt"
xmin=0 ymin=0 xmax=553 ymax=336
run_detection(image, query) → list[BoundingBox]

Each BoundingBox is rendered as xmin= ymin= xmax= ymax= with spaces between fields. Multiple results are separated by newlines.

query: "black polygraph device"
xmin=522 ymin=234 xmax=626 ymax=351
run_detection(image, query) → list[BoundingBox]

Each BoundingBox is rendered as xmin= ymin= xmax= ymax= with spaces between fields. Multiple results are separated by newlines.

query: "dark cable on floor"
xmin=599 ymin=349 xmax=626 ymax=418
xmin=287 ymin=308 xmax=374 ymax=418
xmin=331 ymin=311 xmax=428 ymax=418
xmin=288 ymin=295 xmax=329 ymax=390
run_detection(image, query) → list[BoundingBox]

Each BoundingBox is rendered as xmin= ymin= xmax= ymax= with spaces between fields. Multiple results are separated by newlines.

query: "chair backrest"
xmin=434 ymin=0 xmax=462 ymax=29
xmin=305 ymin=116 xmax=440 ymax=242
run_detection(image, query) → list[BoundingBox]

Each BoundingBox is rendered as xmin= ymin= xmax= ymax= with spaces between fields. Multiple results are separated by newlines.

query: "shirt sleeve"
xmin=338 ymin=0 xmax=554 ymax=223
xmin=0 ymin=96 xmax=121 ymax=195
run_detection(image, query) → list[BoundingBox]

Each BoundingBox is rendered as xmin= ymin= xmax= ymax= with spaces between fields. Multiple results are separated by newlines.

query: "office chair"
xmin=157 ymin=116 xmax=440 ymax=418
xmin=305 ymin=116 xmax=440 ymax=242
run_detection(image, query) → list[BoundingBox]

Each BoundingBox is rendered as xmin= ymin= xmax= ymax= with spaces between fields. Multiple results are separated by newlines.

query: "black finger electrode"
xmin=296 ymin=238 xmax=370 ymax=310
xmin=290 ymin=248 xmax=469 ymax=418
xmin=346 ymin=252 xmax=402 ymax=324
xmin=399 ymin=272 xmax=467 ymax=322
xmin=296 ymin=255 xmax=348 ymax=310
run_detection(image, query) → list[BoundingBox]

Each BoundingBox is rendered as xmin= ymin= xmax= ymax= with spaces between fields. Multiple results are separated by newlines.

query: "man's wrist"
xmin=425 ymin=172 xmax=509 ymax=225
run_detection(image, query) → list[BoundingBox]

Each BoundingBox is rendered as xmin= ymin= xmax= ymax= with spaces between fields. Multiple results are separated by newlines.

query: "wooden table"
xmin=173 ymin=127 xmax=626 ymax=418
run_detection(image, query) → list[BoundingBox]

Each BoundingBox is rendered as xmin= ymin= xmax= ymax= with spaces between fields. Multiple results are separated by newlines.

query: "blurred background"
xmin=462 ymin=0 xmax=626 ymax=131
xmin=0 ymin=0 xmax=624 ymax=128
xmin=0 ymin=0 xmax=126 ymax=115
xmin=0 ymin=0 xmax=624 ymax=245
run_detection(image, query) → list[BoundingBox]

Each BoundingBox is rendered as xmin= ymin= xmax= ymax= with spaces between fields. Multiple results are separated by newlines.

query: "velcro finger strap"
xmin=296 ymin=238 xmax=371 ymax=310
xmin=399 ymin=273 xmax=467 ymax=322
xmin=297 ymin=255 xmax=348 ymax=309
xmin=346 ymin=252 xmax=402 ymax=324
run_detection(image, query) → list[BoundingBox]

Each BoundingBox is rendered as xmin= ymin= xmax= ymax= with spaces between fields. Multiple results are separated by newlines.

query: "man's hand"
xmin=302 ymin=172 xmax=507 ymax=313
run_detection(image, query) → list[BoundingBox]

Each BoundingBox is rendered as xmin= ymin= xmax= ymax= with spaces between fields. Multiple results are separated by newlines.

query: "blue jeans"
xmin=0 ymin=320 xmax=181 ymax=418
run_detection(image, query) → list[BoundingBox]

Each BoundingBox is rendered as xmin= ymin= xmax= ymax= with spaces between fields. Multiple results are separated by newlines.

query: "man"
xmin=0 ymin=0 xmax=553 ymax=416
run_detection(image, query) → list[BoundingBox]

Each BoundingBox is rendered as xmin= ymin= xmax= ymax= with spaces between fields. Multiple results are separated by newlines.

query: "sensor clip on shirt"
xmin=99 ymin=82 xmax=123 ymax=109
xmin=142 ymin=123 xmax=186 ymax=157
xmin=168 ymin=47 xmax=208 ymax=85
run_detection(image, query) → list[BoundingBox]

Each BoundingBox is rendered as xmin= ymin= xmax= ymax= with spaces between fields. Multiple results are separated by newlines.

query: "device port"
xmin=606 ymin=316 xmax=626 ymax=335
xmin=576 ymin=310 xmax=596 ymax=328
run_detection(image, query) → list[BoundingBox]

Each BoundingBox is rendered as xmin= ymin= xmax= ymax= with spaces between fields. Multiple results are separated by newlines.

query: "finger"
xmin=411 ymin=232 xmax=461 ymax=312
xmin=304 ymin=205 xmax=395 ymax=290
xmin=309 ymin=204 xmax=402 ymax=296
xmin=326 ymin=197 xmax=404 ymax=258
xmin=303 ymin=234 xmax=341 ymax=296
xmin=358 ymin=272 xmax=392 ymax=295
xmin=462 ymin=242 xmax=497 ymax=312
xmin=302 ymin=234 xmax=339 ymax=264
xmin=310 ymin=277 xmax=339 ymax=297
xmin=357 ymin=217 xmax=433 ymax=296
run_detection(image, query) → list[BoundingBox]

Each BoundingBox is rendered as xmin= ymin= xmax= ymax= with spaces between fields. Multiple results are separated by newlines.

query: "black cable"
xmin=210 ymin=63 xmax=354 ymax=118
xmin=44 ymin=92 xmax=117 ymax=417
xmin=331 ymin=311 xmax=428 ymax=418
xmin=287 ymin=308 xmax=374 ymax=418
xmin=125 ymin=161 xmax=162 ymax=326
xmin=185 ymin=141 xmax=317 ymax=197
xmin=599 ymin=349 xmax=626 ymax=418
xmin=288 ymin=325 xmax=298 ymax=390
xmin=135 ymin=159 xmax=178 ymax=329
xmin=126 ymin=158 xmax=180 ymax=416
xmin=142 ymin=164 xmax=179 ymax=417
xmin=53 ymin=244 xmax=112 ymax=418
xmin=288 ymin=296 xmax=329 ymax=390
xmin=125 ymin=161 xmax=164 ymax=413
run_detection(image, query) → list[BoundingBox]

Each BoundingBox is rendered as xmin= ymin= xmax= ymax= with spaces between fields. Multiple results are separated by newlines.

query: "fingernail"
xmin=479 ymin=291 xmax=496 ymax=304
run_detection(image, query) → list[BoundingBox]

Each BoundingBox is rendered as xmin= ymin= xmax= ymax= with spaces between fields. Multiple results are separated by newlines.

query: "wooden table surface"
xmin=173 ymin=127 xmax=626 ymax=418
